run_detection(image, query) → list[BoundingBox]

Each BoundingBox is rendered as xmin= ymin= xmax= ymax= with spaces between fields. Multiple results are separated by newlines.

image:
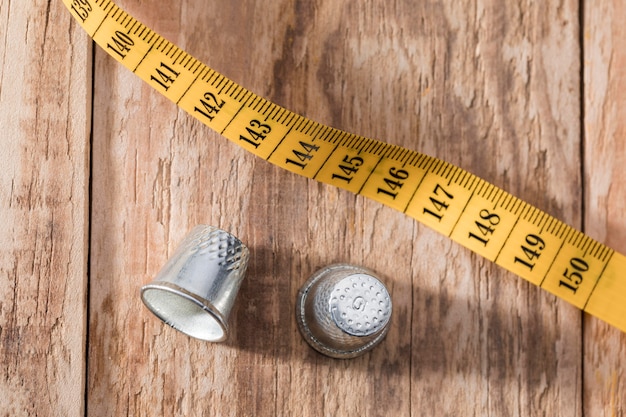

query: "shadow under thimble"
xmin=296 ymin=264 xmax=392 ymax=359
xmin=141 ymin=225 xmax=249 ymax=342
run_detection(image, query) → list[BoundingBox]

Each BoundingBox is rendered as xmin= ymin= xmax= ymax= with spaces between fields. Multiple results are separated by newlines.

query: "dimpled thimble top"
xmin=296 ymin=263 xmax=393 ymax=358
xmin=329 ymin=273 xmax=392 ymax=337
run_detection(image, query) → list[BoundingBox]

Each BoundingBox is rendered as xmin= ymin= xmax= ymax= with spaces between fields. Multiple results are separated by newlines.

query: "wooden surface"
xmin=1 ymin=0 xmax=625 ymax=415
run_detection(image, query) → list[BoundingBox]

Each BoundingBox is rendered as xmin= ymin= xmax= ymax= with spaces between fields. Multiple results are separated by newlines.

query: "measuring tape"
xmin=64 ymin=0 xmax=626 ymax=333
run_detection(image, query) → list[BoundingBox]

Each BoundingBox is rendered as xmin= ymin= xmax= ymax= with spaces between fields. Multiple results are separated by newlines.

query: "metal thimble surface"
xmin=296 ymin=264 xmax=392 ymax=358
xmin=141 ymin=225 xmax=249 ymax=342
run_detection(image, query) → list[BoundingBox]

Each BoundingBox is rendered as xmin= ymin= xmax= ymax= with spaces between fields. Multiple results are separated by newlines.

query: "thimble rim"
xmin=295 ymin=264 xmax=392 ymax=359
xmin=141 ymin=281 xmax=229 ymax=342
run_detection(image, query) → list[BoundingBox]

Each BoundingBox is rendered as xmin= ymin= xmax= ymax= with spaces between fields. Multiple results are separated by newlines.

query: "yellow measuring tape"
xmin=64 ymin=0 xmax=626 ymax=333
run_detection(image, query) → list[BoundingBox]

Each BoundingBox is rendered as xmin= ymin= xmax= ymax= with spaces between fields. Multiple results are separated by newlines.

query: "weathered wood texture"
xmin=90 ymin=0 xmax=582 ymax=416
xmin=583 ymin=1 xmax=626 ymax=414
xmin=0 ymin=1 xmax=91 ymax=416
xmin=1 ymin=0 xmax=625 ymax=416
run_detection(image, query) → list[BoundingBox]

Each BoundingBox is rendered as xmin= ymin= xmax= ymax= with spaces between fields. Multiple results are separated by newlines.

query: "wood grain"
xmin=1 ymin=0 xmax=625 ymax=416
xmin=0 ymin=1 xmax=91 ymax=416
xmin=583 ymin=1 xmax=626 ymax=415
xmin=89 ymin=0 xmax=583 ymax=415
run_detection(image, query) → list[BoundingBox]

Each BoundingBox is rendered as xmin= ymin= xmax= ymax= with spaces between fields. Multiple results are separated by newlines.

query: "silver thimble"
xmin=141 ymin=225 xmax=249 ymax=342
xmin=296 ymin=264 xmax=392 ymax=358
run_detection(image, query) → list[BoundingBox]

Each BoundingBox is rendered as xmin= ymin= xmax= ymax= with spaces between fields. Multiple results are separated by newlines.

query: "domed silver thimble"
xmin=141 ymin=225 xmax=249 ymax=342
xmin=296 ymin=264 xmax=392 ymax=358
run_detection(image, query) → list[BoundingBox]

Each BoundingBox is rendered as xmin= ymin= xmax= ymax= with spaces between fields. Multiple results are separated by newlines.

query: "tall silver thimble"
xmin=141 ymin=225 xmax=249 ymax=342
xmin=296 ymin=264 xmax=392 ymax=358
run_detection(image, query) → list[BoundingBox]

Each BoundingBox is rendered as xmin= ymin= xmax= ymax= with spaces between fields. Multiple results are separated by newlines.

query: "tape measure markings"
xmin=584 ymin=254 xmax=614 ymax=309
xmin=64 ymin=0 xmax=626 ymax=333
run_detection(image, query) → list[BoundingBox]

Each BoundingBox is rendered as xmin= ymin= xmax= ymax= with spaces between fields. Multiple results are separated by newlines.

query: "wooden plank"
xmin=583 ymin=1 xmax=626 ymax=414
xmin=0 ymin=1 xmax=91 ymax=416
xmin=406 ymin=1 xmax=582 ymax=415
xmin=88 ymin=0 xmax=583 ymax=415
